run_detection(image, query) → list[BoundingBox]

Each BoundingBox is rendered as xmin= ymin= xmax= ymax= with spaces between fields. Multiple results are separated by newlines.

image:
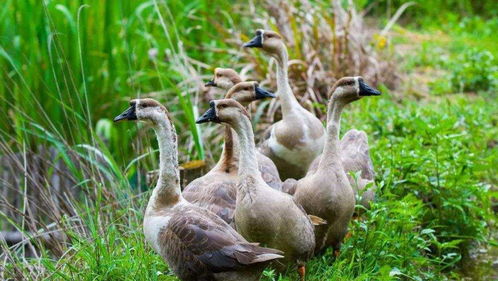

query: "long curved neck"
xmin=318 ymin=98 xmax=345 ymax=169
xmin=232 ymin=116 xmax=261 ymax=182
xmin=214 ymin=126 xmax=239 ymax=173
xmin=275 ymin=45 xmax=300 ymax=115
xmin=149 ymin=117 xmax=181 ymax=211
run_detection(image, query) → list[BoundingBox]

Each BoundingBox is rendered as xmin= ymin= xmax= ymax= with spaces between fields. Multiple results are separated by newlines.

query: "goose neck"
xmin=232 ymin=116 xmax=260 ymax=180
xmin=148 ymin=118 xmax=181 ymax=211
xmin=215 ymin=126 xmax=240 ymax=173
xmin=319 ymin=99 xmax=345 ymax=169
xmin=275 ymin=45 xmax=299 ymax=115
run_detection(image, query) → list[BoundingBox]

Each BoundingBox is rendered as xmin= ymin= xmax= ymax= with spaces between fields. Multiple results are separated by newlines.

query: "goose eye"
xmin=219 ymin=104 xmax=228 ymax=109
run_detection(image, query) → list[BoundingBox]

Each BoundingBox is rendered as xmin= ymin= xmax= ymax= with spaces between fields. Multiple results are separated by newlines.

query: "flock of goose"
xmin=113 ymin=29 xmax=381 ymax=281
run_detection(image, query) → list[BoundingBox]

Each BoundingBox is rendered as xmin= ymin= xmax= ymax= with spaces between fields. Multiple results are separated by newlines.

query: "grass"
xmin=0 ymin=0 xmax=496 ymax=280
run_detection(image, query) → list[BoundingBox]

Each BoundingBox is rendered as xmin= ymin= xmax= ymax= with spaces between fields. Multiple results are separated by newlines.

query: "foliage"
xmin=448 ymin=48 xmax=498 ymax=93
xmin=367 ymin=0 xmax=498 ymax=23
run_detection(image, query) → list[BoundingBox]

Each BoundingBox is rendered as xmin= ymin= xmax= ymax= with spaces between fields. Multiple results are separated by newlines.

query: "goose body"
xmin=197 ymin=99 xmax=315 ymax=277
xmin=293 ymin=77 xmax=381 ymax=252
xmin=306 ymin=129 xmax=376 ymax=208
xmin=244 ymin=30 xmax=326 ymax=180
xmin=115 ymin=98 xmax=282 ymax=281
xmin=183 ymin=81 xmax=281 ymax=225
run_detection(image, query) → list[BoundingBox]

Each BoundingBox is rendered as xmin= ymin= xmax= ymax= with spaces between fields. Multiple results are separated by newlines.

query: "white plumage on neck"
xmin=146 ymin=117 xmax=182 ymax=213
xmin=275 ymin=45 xmax=300 ymax=115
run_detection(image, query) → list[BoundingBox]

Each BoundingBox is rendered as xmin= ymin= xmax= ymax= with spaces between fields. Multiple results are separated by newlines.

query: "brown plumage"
xmin=293 ymin=77 xmax=381 ymax=252
xmin=114 ymin=98 xmax=283 ymax=281
xmin=158 ymin=205 xmax=283 ymax=281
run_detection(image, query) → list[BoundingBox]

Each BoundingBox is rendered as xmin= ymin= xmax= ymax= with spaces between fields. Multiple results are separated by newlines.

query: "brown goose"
xmin=243 ymin=29 xmax=326 ymax=180
xmin=197 ymin=99 xmax=316 ymax=281
xmin=293 ymin=77 xmax=380 ymax=253
xmin=114 ymin=98 xmax=283 ymax=281
xmin=183 ymin=82 xmax=279 ymax=226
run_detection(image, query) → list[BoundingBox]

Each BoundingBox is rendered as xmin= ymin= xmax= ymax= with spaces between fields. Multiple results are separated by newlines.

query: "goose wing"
xmin=339 ymin=129 xmax=375 ymax=180
xmin=160 ymin=206 xmax=283 ymax=275
xmin=256 ymin=152 xmax=282 ymax=191
xmin=183 ymin=177 xmax=237 ymax=225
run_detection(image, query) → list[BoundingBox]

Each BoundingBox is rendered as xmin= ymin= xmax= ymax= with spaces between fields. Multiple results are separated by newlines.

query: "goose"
xmin=293 ymin=77 xmax=380 ymax=253
xmin=243 ymin=29 xmax=326 ymax=180
xmin=114 ymin=98 xmax=283 ymax=281
xmin=183 ymin=81 xmax=280 ymax=226
xmin=197 ymin=99 xmax=318 ymax=281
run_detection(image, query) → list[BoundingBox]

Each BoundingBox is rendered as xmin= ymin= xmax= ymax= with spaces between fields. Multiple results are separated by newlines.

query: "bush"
xmin=449 ymin=48 xmax=498 ymax=92
xmin=364 ymin=95 xmax=495 ymax=271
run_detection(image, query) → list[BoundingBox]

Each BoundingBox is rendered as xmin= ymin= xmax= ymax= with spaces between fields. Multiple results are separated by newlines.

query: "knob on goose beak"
xmin=205 ymin=80 xmax=216 ymax=87
xmin=196 ymin=101 xmax=220 ymax=124
xmin=255 ymin=85 xmax=276 ymax=99
xmin=358 ymin=79 xmax=381 ymax=96
xmin=114 ymin=105 xmax=137 ymax=122
xmin=243 ymin=30 xmax=263 ymax=48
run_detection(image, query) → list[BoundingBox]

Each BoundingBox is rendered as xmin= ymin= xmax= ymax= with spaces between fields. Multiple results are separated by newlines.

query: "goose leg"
xmin=298 ymin=264 xmax=306 ymax=281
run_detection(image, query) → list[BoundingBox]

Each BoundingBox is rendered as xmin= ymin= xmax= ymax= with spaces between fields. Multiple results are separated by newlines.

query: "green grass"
xmin=0 ymin=1 xmax=496 ymax=280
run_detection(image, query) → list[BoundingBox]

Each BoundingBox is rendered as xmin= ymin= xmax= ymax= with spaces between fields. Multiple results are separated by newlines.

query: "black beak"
xmin=196 ymin=102 xmax=220 ymax=124
xmin=243 ymin=32 xmax=263 ymax=48
xmin=114 ymin=106 xmax=137 ymax=122
xmin=205 ymin=80 xmax=216 ymax=87
xmin=359 ymin=79 xmax=381 ymax=96
xmin=255 ymin=86 xmax=276 ymax=99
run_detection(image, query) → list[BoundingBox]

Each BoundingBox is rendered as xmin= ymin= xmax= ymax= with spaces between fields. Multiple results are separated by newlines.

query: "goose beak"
xmin=255 ymin=86 xmax=276 ymax=99
xmin=205 ymin=80 xmax=216 ymax=87
xmin=196 ymin=102 xmax=220 ymax=124
xmin=114 ymin=106 xmax=137 ymax=122
xmin=243 ymin=33 xmax=263 ymax=48
xmin=359 ymin=80 xmax=381 ymax=96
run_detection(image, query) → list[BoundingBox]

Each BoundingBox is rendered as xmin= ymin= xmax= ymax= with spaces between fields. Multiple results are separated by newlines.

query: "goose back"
xmin=149 ymin=202 xmax=283 ymax=281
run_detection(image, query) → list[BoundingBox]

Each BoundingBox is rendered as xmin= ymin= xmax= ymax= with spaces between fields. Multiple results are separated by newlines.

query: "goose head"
xmin=243 ymin=29 xmax=284 ymax=57
xmin=205 ymin=68 xmax=242 ymax=90
xmin=196 ymin=99 xmax=250 ymax=127
xmin=225 ymin=81 xmax=276 ymax=107
xmin=114 ymin=98 xmax=169 ymax=124
xmin=330 ymin=77 xmax=380 ymax=104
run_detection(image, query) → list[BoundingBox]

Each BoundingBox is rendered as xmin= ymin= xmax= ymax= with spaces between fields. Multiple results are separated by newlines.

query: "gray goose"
xmin=182 ymin=82 xmax=279 ymax=226
xmin=197 ymin=99 xmax=317 ymax=281
xmin=293 ymin=77 xmax=381 ymax=253
xmin=243 ymin=29 xmax=326 ymax=180
xmin=114 ymin=98 xmax=282 ymax=281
